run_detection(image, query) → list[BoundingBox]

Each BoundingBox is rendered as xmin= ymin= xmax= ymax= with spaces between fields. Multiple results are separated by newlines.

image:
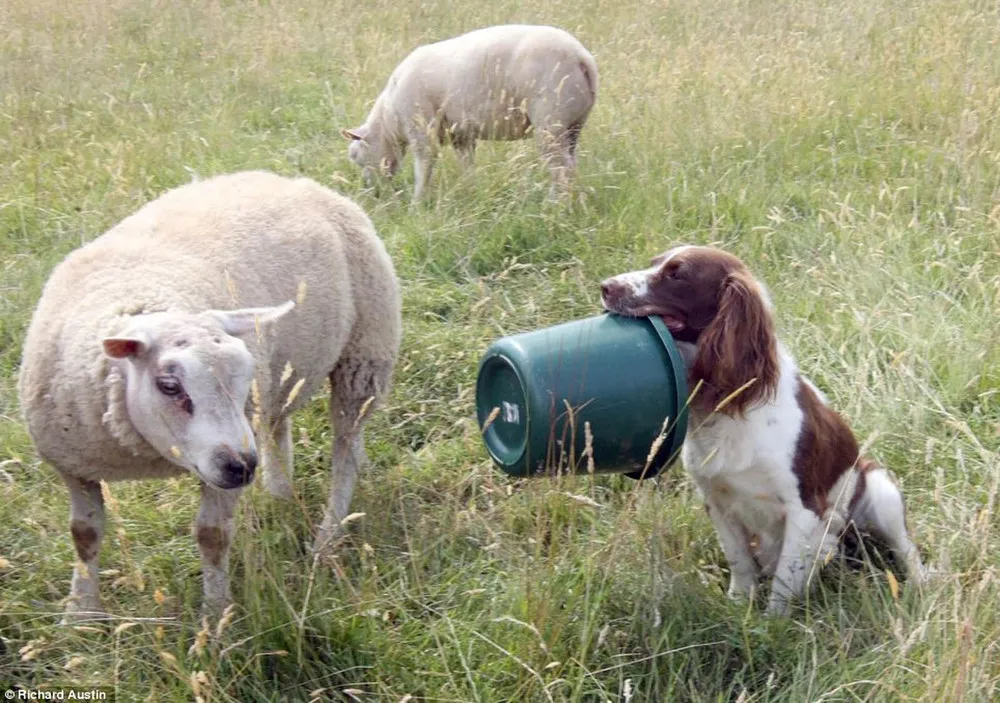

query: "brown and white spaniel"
xmin=601 ymin=245 xmax=925 ymax=614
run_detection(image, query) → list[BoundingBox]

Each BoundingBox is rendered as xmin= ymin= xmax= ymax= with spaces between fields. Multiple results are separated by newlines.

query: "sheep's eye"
xmin=156 ymin=376 xmax=183 ymax=397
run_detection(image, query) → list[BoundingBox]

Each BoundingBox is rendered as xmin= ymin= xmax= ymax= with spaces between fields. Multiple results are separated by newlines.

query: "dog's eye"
xmin=156 ymin=376 xmax=183 ymax=397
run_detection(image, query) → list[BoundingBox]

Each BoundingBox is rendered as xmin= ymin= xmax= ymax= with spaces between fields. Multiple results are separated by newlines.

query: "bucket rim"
xmin=476 ymin=349 xmax=530 ymax=472
xmin=623 ymin=314 xmax=689 ymax=480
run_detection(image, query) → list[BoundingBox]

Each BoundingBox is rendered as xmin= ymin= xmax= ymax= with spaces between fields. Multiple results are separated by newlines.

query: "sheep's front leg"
xmin=406 ymin=120 xmax=438 ymax=202
xmin=195 ymin=483 xmax=243 ymax=611
xmin=704 ymin=497 xmax=760 ymax=601
xmin=411 ymin=146 xmax=436 ymax=202
xmin=766 ymin=508 xmax=842 ymax=615
xmin=261 ymin=417 xmax=294 ymax=500
xmin=453 ymin=133 xmax=476 ymax=174
xmin=63 ymin=475 xmax=106 ymax=621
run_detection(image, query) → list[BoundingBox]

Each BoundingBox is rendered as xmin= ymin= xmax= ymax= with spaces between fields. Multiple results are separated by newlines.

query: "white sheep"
xmin=18 ymin=171 xmax=401 ymax=619
xmin=343 ymin=24 xmax=599 ymax=200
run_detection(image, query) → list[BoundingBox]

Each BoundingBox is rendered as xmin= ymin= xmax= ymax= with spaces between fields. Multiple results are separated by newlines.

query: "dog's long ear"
xmin=691 ymin=271 xmax=778 ymax=415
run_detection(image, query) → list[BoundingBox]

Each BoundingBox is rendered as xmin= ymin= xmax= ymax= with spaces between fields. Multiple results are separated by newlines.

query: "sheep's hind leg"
xmin=261 ymin=417 xmax=294 ymax=500
xmin=63 ymin=475 xmax=107 ymax=622
xmin=535 ymin=125 xmax=576 ymax=201
xmin=195 ymin=482 xmax=243 ymax=612
xmin=407 ymin=121 xmax=438 ymax=202
xmin=314 ymin=358 xmax=390 ymax=555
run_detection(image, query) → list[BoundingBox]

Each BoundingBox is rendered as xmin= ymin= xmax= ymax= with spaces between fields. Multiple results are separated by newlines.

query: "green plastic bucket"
xmin=476 ymin=313 xmax=688 ymax=479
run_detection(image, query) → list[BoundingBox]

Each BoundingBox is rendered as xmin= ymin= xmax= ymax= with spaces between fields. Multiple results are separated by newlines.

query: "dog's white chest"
xmin=708 ymin=469 xmax=787 ymax=529
xmin=689 ymin=453 xmax=788 ymax=527
xmin=683 ymin=417 xmax=793 ymax=569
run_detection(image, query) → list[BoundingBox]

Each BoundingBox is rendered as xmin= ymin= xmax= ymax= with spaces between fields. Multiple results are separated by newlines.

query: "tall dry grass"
xmin=1 ymin=0 xmax=998 ymax=700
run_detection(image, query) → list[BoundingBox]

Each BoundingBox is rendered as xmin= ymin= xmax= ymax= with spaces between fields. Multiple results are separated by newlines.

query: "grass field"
xmin=1 ymin=0 xmax=999 ymax=700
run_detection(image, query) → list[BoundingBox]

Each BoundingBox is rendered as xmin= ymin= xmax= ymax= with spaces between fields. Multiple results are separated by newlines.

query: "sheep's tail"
xmin=579 ymin=56 xmax=598 ymax=102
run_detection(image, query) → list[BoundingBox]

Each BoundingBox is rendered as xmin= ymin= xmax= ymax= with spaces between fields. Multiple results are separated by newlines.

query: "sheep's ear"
xmin=210 ymin=301 xmax=295 ymax=337
xmin=341 ymin=127 xmax=367 ymax=142
xmin=103 ymin=332 xmax=150 ymax=359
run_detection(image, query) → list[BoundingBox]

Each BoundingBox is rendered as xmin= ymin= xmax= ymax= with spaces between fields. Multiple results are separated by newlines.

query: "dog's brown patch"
xmin=792 ymin=377 xmax=859 ymax=514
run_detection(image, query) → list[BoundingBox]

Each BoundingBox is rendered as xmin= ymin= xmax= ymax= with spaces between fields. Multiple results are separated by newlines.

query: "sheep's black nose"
xmin=601 ymin=281 xmax=612 ymax=297
xmin=215 ymin=450 xmax=257 ymax=488
xmin=240 ymin=451 xmax=258 ymax=474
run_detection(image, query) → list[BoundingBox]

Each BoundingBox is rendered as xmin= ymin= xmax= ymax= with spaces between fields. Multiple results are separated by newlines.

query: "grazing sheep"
xmin=342 ymin=24 xmax=599 ymax=200
xmin=18 ymin=171 xmax=401 ymax=619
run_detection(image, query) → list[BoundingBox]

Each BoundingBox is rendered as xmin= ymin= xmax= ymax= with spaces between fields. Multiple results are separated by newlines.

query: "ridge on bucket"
xmin=475 ymin=313 xmax=688 ymax=479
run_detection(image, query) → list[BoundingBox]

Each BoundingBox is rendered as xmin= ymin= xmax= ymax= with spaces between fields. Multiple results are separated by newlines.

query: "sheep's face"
xmin=103 ymin=302 xmax=294 ymax=490
xmin=343 ymin=125 xmax=400 ymax=185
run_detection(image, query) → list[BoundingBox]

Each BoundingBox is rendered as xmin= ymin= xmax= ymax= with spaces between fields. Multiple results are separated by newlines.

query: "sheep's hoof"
xmin=200 ymin=597 xmax=232 ymax=620
xmin=764 ymin=598 xmax=792 ymax=617
xmin=726 ymin=584 xmax=754 ymax=602
xmin=61 ymin=597 xmax=108 ymax=625
xmin=311 ymin=527 xmax=344 ymax=560
xmin=544 ymin=187 xmax=572 ymax=205
xmin=916 ymin=564 xmax=946 ymax=585
xmin=262 ymin=474 xmax=294 ymax=501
